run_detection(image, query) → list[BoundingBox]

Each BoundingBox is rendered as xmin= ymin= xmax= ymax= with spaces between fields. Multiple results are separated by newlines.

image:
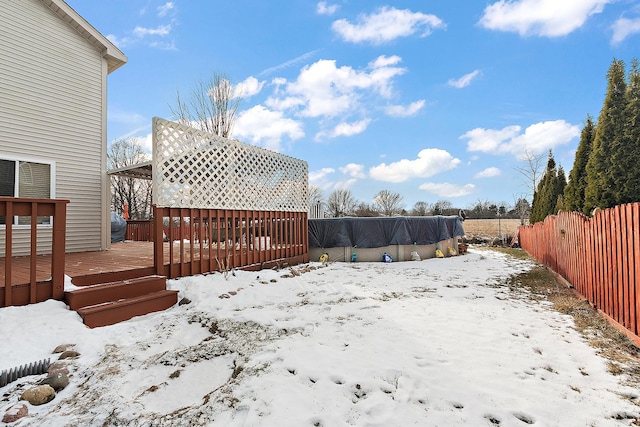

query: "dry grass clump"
xmin=462 ymin=219 xmax=523 ymax=241
xmin=488 ymin=247 xmax=640 ymax=389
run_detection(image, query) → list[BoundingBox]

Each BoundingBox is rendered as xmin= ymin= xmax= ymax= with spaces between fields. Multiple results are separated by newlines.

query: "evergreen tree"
xmin=585 ymin=59 xmax=627 ymax=212
xmin=554 ymin=194 xmax=565 ymax=214
xmin=555 ymin=165 xmax=567 ymax=212
xmin=530 ymin=189 xmax=541 ymax=223
xmin=616 ymin=59 xmax=640 ymax=204
xmin=529 ymin=152 xmax=567 ymax=223
xmin=530 ymin=151 xmax=557 ymax=223
xmin=563 ymin=115 xmax=595 ymax=214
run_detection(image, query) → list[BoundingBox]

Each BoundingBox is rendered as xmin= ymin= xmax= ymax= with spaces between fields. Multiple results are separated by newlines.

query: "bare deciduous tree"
xmin=497 ymin=201 xmax=509 ymax=216
xmin=308 ymin=185 xmax=325 ymax=218
xmin=326 ymin=189 xmax=357 ymax=217
xmin=354 ymin=202 xmax=378 ymax=217
xmin=411 ymin=201 xmax=432 ymax=216
xmin=308 ymin=185 xmax=323 ymax=207
xmin=515 ymin=149 xmax=546 ymax=199
xmin=467 ymin=199 xmax=493 ymax=218
xmin=170 ymin=73 xmax=241 ymax=138
xmin=372 ymin=189 xmax=403 ymax=216
xmin=108 ymin=138 xmax=152 ymax=219
xmin=512 ymin=195 xmax=531 ymax=225
xmin=432 ymin=199 xmax=453 ymax=215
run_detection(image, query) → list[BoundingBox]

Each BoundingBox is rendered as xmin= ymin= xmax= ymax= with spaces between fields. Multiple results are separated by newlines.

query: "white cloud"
xmin=265 ymin=95 xmax=306 ymax=111
xmin=418 ymin=182 xmax=476 ymax=198
xmin=611 ymin=17 xmax=640 ymax=44
xmin=366 ymin=59 xmax=407 ymax=98
xmin=233 ymin=105 xmax=305 ymax=152
xmin=317 ymin=119 xmax=371 ymax=140
xmin=269 ymin=58 xmax=406 ymax=119
xmin=108 ymin=19 xmax=173 ymax=49
xmin=258 ymin=55 xmax=417 ymax=145
xmin=463 ymin=125 xmax=521 ymax=153
xmin=317 ymin=2 xmax=339 ymax=15
xmin=148 ymin=40 xmax=176 ymax=50
xmin=309 ymin=168 xmax=337 ymax=191
xmin=385 ymin=100 xmax=425 ymax=117
xmin=106 ymin=34 xmax=127 ymax=47
xmin=370 ymin=55 xmax=402 ymax=68
xmin=157 ymin=2 xmax=174 ymax=17
xmin=479 ymin=0 xmax=612 ymax=37
xmin=339 ymin=163 xmax=367 ymax=179
xmin=462 ymin=120 xmax=580 ymax=158
xmin=448 ymin=70 xmax=481 ymax=88
xmin=309 ymin=167 xmax=335 ymax=182
xmin=259 ymin=50 xmax=320 ymax=77
xmin=474 ymin=167 xmax=501 ymax=178
xmin=332 ymin=6 xmax=445 ymax=44
xmin=133 ymin=25 xmax=172 ymax=37
xmin=234 ymin=77 xmax=265 ymax=98
xmin=135 ymin=133 xmax=153 ymax=153
xmin=369 ymin=148 xmax=460 ymax=183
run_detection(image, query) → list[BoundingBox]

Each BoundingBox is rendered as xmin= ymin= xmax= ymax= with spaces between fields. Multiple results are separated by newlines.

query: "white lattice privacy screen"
xmin=152 ymin=117 xmax=308 ymax=211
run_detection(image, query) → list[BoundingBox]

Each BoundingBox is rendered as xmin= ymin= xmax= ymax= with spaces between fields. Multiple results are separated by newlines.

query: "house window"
xmin=0 ymin=158 xmax=53 ymax=225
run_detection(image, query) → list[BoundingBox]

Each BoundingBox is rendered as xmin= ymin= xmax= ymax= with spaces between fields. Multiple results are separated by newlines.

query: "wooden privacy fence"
xmin=152 ymin=206 xmax=309 ymax=279
xmin=0 ymin=197 xmax=68 ymax=307
xmin=519 ymin=203 xmax=640 ymax=344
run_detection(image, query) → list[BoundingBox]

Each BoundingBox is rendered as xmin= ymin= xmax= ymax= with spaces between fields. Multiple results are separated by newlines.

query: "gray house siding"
xmin=0 ymin=0 xmax=112 ymax=255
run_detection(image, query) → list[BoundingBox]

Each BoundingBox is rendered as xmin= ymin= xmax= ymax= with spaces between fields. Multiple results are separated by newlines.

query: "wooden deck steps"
xmin=64 ymin=275 xmax=178 ymax=328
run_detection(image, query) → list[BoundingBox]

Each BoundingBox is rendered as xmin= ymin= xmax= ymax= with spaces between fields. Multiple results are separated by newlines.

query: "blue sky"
xmin=67 ymin=0 xmax=640 ymax=210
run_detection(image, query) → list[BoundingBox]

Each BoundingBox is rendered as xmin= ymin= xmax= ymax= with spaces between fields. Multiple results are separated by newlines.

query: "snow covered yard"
xmin=1 ymin=248 xmax=639 ymax=426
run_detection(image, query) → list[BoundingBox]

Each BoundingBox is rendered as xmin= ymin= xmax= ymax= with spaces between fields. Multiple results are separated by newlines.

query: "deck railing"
xmin=518 ymin=203 xmax=640 ymax=345
xmin=0 ymin=197 xmax=68 ymax=307
xmin=125 ymin=220 xmax=154 ymax=241
xmin=152 ymin=206 xmax=309 ymax=279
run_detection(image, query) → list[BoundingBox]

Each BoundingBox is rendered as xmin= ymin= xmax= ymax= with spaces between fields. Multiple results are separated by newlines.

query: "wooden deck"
xmin=1 ymin=201 xmax=309 ymax=308
xmin=1 ymin=240 xmax=309 ymax=288
xmin=1 ymin=241 xmax=156 ymax=286
xmin=67 ymin=242 xmax=157 ymax=277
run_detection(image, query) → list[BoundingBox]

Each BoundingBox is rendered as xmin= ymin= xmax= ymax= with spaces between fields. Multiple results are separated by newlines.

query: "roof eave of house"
xmin=40 ymin=0 xmax=128 ymax=74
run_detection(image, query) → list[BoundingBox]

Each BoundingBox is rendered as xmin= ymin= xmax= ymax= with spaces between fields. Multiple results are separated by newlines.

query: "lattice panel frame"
xmin=152 ymin=118 xmax=308 ymax=212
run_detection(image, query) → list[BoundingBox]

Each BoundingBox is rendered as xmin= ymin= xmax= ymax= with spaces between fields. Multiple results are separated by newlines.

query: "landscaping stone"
xmin=21 ymin=385 xmax=55 ymax=406
xmin=58 ymin=350 xmax=80 ymax=360
xmin=53 ymin=344 xmax=75 ymax=353
xmin=42 ymin=372 xmax=69 ymax=391
xmin=47 ymin=363 xmax=69 ymax=376
xmin=2 ymin=403 xmax=28 ymax=423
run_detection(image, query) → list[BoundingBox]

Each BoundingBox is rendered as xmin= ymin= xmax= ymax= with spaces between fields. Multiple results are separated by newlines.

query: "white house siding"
xmin=0 ymin=0 xmax=106 ymax=255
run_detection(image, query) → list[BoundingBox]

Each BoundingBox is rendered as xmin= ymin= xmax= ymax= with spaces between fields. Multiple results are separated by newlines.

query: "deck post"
xmin=153 ymin=206 xmax=164 ymax=276
xmin=29 ymin=202 xmax=37 ymax=303
xmin=4 ymin=201 xmax=13 ymax=305
xmin=51 ymin=200 xmax=68 ymax=300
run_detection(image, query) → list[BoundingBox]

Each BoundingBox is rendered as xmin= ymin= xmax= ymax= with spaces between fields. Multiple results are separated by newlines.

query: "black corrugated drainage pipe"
xmin=0 ymin=358 xmax=51 ymax=388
